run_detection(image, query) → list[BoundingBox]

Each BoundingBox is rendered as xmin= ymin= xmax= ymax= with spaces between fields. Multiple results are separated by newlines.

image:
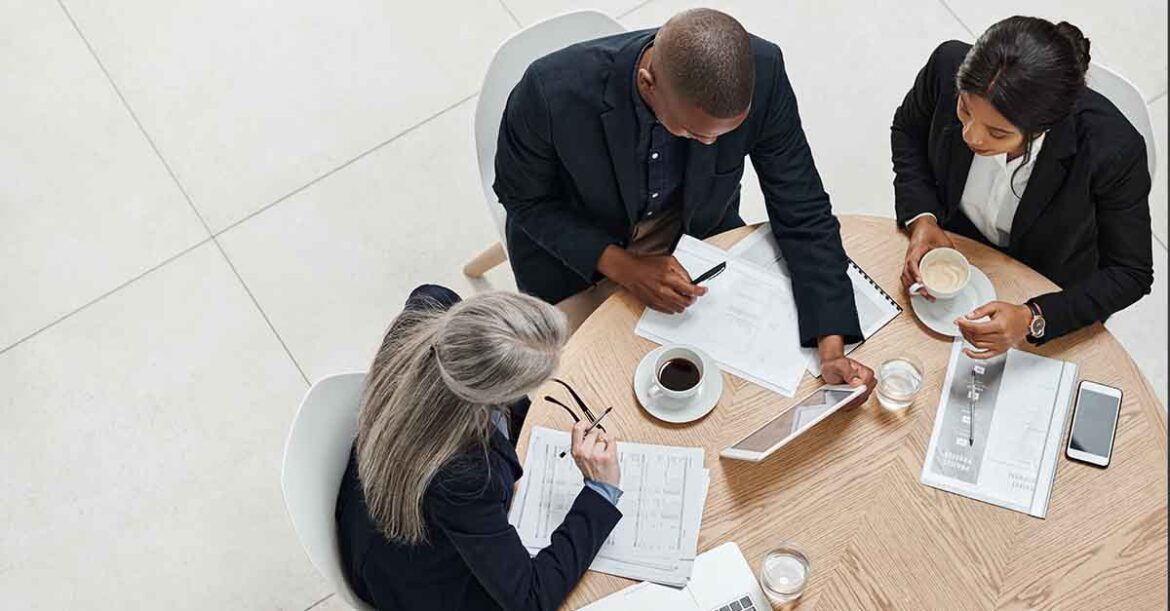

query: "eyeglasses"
xmin=544 ymin=378 xmax=607 ymax=433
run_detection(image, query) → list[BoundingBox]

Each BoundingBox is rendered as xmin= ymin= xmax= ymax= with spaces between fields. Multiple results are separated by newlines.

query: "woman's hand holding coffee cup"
xmin=954 ymin=301 xmax=1032 ymax=359
xmin=902 ymin=216 xmax=957 ymax=301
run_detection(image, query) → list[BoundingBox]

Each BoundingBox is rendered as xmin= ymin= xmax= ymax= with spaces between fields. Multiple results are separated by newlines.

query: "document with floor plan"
xmin=635 ymin=234 xmax=809 ymax=397
xmin=728 ymin=224 xmax=902 ymax=376
xmin=920 ymin=340 xmax=1078 ymax=518
xmin=508 ymin=427 xmax=709 ymax=586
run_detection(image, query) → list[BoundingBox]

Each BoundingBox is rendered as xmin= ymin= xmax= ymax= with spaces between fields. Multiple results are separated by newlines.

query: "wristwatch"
xmin=1025 ymin=300 xmax=1046 ymax=344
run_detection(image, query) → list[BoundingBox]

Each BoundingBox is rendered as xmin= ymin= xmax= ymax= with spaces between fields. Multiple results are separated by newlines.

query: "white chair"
xmin=1087 ymin=63 xmax=1158 ymax=180
xmin=463 ymin=10 xmax=627 ymax=278
xmin=281 ymin=372 xmax=373 ymax=611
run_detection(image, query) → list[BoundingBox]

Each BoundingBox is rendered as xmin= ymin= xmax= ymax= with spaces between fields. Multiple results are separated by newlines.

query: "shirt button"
xmin=651 ymin=192 xmax=659 ymax=199
xmin=650 ymin=152 xmax=660 ymax=160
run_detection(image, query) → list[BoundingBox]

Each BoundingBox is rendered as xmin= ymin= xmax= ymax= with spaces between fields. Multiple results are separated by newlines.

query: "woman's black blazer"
xmin=891 ymin=41 xmax=1153 ymax=341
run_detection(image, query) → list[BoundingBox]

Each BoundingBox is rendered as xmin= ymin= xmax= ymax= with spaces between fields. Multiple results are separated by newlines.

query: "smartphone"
xmin=1065 ymin=380 xmax=1123 ymax=467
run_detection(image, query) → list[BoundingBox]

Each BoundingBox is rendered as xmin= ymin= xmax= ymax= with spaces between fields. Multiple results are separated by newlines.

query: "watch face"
xmin=1030 ymin=317 xmax=1046 ymax=338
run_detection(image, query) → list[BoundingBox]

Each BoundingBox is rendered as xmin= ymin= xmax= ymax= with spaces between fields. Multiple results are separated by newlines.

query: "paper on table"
xmin=636 ymin=235 xmax=808 ymax=397
xmin=728 ymin=224 xmax=901 ymax=376
xmin=509 ymin=427 xmax=710 ymax=586
xmin=920 ymin=340 xmax=1078 ymax=517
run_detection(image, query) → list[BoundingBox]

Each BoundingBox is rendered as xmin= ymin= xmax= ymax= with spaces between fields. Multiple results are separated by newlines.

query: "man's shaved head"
xmin=655 ymin=9 xmax=754 ymax=119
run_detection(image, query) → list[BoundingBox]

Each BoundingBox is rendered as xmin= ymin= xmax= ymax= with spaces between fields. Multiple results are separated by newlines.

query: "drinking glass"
xmin=876 ymin=356 xmax=924 ymax=411
xmin=759 ymin=542 xmax=810 ymax=604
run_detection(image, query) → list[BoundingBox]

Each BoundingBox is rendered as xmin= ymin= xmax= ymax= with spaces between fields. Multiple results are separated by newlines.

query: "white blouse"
xmin=907 ymin=133 xmax=1046 ymax=247
xmin=958 ymin=132 xmax=1046 ymax=247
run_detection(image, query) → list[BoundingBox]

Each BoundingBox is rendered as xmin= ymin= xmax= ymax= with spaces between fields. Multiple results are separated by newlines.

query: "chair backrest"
xmin=281 ymin=372 xmax=373 ymax=611
xmin=1086 ymin=63 xmax=1158 ymax=180
xmin=473 ymin=10 xmax=626 ymax=245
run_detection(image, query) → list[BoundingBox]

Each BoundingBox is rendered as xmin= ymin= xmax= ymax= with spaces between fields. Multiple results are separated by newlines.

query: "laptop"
xmin=580 ymin=542 xmax=769 ymax=611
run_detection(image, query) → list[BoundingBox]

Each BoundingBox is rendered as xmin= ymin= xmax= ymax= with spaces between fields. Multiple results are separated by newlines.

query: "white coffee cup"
xmin=649 ymin=345 xmax=705 ymax=406
xmin=909 ymin=247 xmax=971 ymax=300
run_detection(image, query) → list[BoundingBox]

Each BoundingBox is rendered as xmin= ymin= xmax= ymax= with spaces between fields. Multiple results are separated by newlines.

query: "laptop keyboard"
xmin=713 ymin=595 xmax=757 ymax=611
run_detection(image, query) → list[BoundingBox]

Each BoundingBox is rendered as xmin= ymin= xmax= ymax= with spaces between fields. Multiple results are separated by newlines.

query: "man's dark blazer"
xmin=892 ymin=41 xmax=1153 ymax=341
xmin=494 ymin=29 xmax=862 ymax=347
xmin=336 ymin=285 xmax=622 ymax=610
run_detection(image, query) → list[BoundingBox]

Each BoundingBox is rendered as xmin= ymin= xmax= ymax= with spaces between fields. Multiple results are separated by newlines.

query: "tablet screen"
xmin=731 ymin=387 xmax=859 ymax=453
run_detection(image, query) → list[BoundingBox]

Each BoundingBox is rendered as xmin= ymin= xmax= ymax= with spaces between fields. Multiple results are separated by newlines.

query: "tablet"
xmin=720 ymin=384 xmax=865 ymax=462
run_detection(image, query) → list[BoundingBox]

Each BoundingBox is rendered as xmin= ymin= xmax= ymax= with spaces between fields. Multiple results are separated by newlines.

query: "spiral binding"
xmin=848 ymin=257 xmax=902 ymax=312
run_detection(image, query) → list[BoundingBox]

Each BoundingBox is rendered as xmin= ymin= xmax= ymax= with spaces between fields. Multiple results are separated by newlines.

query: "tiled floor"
xmin=1 ymin=0 xmax=1164 ymax=608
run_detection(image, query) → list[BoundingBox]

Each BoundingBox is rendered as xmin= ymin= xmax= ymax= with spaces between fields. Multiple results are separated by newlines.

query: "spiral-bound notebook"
xmin=728 ymin=224 xmax=902 ymax=376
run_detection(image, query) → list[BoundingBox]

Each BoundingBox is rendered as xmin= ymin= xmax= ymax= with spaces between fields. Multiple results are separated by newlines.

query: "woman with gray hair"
xmin=335 ymin=284 xmax=622 ymax=610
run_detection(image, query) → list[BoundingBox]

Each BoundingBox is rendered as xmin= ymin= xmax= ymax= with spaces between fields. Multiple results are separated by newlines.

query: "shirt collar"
xmin=994 ymin=131 xmax=1047 ymax=172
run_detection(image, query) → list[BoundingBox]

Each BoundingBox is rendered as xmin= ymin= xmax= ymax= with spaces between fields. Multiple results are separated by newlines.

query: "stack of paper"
xmin=727 ymin=224 xmax=902 ymax=376
xmin=635 ymin=235 xmax=809 ymax=397
xmin=508 ymin=427 xmax=709 ymax=586
xmin=920 ymin=340 xmax=1079 ymax=517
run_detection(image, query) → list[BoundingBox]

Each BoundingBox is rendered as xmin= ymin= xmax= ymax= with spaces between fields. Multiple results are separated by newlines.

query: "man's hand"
xmin=955 ymin=301 xmax=1031 ymax=359
xmin=598 ymin=245 xmax=706 ymax=314
xmin=817 ymin=335 xmax=876 ymax=405
xmin=902 ymin=215 xmax=956 ymax=302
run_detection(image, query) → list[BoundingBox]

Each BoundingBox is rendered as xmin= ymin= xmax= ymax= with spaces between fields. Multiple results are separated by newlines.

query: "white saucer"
xmin=911 ymin=266 xmax=997 ymax=337
xmin=634 ymin=346 xmax=723 ymax=424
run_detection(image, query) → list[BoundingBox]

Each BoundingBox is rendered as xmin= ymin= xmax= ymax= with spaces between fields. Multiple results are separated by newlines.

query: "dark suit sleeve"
xmin=432 ymin=476 xmax=621 ymax=611
xmin=493 ymin=66 xmax=619 ymax=284
xmin=891 ymin=43 xmax=952 ymax=225
xmin=750 ymin=47 xmax=862 ymax=347
xmin=1031 ymin=139 xmax=1154 ymax=341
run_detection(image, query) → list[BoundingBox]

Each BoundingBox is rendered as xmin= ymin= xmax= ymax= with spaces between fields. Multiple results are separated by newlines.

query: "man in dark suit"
xmin=494 ymin=8 xmax=874 ymax=388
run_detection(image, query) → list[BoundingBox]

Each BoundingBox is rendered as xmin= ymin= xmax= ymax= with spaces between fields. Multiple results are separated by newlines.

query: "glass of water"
xmin=759 ymin=542 xmax=810 ymax=604
xmin=876 ymin=356 xmax=924 ymax=411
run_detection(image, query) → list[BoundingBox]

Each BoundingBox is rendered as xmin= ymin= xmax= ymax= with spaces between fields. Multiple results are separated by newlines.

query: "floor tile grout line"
xmin=56 ymin=0 xmax=312 ymax=387
xmin=55 ymin=0 xmax=215 ymax=238
xmin=210 ymin=239 xmax=312 ymax=386
xmin=495 ymin=0 xmax=523 ymax=28
xmin=304 ymin=593 xmax=335 ymax=611
xmin=211 ymin=91 xmax=479 ymax=239
xmin=1147 ymin=89 xmax=1168 ymax=105
xmin=936 ymin=0 xmax=974 ymax=38
xmin=618 ymin=0 xmax=654 ymax=19
xmin=0 ymin=238 xmax=213 ymax=357
xmin=1154 ymin=231 xmax=1167 ymax=251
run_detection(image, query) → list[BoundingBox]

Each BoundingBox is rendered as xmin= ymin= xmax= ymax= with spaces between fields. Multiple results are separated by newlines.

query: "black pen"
xmin=692 ymin=261 xmax=727 ymax=285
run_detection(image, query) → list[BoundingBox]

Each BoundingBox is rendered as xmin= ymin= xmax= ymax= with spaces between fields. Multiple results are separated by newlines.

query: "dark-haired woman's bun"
xmin=1055 ymin=21 xmax=1091 ymax=75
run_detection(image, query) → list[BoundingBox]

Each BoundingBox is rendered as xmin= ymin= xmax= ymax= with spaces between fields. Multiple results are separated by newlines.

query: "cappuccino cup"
xmin=649 ymin=346 xmax=705 ymax=406
xmin=909 ymin=247 xmax=971 ymax=300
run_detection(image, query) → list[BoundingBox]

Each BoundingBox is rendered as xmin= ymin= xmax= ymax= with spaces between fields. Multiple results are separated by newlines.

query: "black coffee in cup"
xmin=657 ymin=358 xmax=701 ymax=391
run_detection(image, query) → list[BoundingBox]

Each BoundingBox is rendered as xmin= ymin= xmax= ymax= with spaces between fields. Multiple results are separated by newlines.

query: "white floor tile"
xmin=0 ymin=1 xmax=207 ymax=350
xmin=0 ymin=243 xmax=326 ymax=609
xmin=1106 ymin=238 xmax=1169 ymax=410
xmin=219 ymin=99 xmax=515 ymax=381
xmin=1149 ymin=96 xmax=1167 ymax=246
xmin=501 ymin=0 xmax=645 ymax=26
xmin=59 ymin=0 xmax=518 ymax=231
xmin=621 ymin=0 xmax=968 ymax=219
xmin=943 ymin=0 xmax=1168 ymax=101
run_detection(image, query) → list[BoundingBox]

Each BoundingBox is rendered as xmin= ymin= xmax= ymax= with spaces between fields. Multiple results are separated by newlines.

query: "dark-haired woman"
xmin=891 ymin=16 xmax=1153 ymax=357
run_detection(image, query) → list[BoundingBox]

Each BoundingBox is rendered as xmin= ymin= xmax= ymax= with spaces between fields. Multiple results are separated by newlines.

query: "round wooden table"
xmin=518 ymin=215 xmax=1167 ymax=610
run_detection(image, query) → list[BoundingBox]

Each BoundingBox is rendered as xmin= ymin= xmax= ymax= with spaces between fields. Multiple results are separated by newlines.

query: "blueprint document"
xmin=508 ymin=427 xmax=709 ymax=586
xmin=920 ymin=340 xmax=1078 ymax=517
xmin=635 ymin=235 xmax=808 ymax=397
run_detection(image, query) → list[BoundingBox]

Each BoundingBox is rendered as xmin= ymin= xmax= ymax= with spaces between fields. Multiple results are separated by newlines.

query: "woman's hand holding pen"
xmin=570 ymin=420 xmax=621 ymax=488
